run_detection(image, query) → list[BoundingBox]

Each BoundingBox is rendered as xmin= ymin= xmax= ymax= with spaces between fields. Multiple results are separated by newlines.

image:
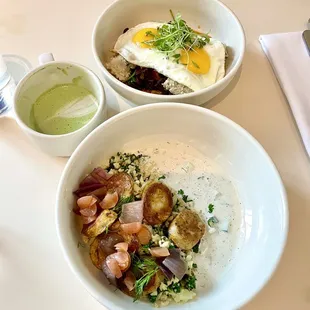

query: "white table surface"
xmin=1 ymin=0 xmax=310 ymax=309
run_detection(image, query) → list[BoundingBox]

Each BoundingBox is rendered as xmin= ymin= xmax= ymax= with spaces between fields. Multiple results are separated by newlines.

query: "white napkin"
xmin=260 ymin=32 xmax=310 ymax=156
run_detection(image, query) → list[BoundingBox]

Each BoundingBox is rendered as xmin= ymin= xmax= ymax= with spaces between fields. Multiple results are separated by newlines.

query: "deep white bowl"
xmin=92 ymin=0 xmax=245 ymax=106
xmin=56 ymin=103 xmax=288 ymax=310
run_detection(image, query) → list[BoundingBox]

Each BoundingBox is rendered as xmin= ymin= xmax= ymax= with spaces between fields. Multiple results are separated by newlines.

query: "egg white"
xmin=114 ymin=22 xmax=226 ymax=91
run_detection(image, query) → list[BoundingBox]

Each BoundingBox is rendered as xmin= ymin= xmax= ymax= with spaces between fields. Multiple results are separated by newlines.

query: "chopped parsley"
xmin=208 ymin=216 xmax=219 ymax=227
xmin=208 ymin=203 xmax=214 ymax=213
xmin=192 ymin=242 xmax=200 ymax=253
xmin=148 ymin=294 xmax=157 ymax=303
xmin=177 ymin=189 xmax=193 ymax=203
xmin=158 ymin=175 xmax=166 ymax=180
xmin=184 ymin=275 xmax=196 ymax=290
xmin=169 ymin=282 xmax=181 ymax=293
xmin=192 ymin=263 xmax=198 ymax=269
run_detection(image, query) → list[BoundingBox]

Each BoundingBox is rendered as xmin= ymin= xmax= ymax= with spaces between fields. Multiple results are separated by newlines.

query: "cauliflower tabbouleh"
xmin=73 ymin=150 xmax=229 ymax=307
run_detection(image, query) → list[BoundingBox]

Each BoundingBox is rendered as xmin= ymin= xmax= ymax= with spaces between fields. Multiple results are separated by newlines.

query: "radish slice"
xmin=100 ymin=191 xmax=119 ymax=209
xmin=124 ymin=271 xmax=136 ymax=291
xmin=136 ymin=225 xmax=152 ymax=245
xmin=115 ymin=242 xmax=128 ymax=252
xmin=80 ymin=204 xmax=97 ymax=217
xmin=112 ymin=251 xmax=131 ymax=271
xmin=106 ymin=255 xmax=122 ymax=279
xmin=119 ymin=201 xmax=143 ymax=224
xmin=102 ymin=261 xmax=116 ymax=285
xmin=82 ymin=215 xmax=97 ymax=224
xmin=150 ymin=247 xmax=170 ymax=257
xmin=77 ymin=196 xmax=97 ymax=210
xmin=162 ymin=248 xmax=187 ymax=280
xmin=121 ymin=222 xmax=142 ymax=234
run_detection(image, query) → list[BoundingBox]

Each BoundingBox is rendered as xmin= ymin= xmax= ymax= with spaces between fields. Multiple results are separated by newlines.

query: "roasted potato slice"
xmin=107 ymin=172 xmax=133 ymax=198
xmin=143 ymin=182 xmax=173 ymax=225
xmin=83 ymin=209 xmax=117 ymax=239
xmin=168 ymin=209 xmax=206 ymax=250
xmin=90 ymin=232 xmax=124 ymax=269
xmin=89 ymin=236 xmax=106 ymax=269
xmin=144 ymin=270 xmax=164 ymax=294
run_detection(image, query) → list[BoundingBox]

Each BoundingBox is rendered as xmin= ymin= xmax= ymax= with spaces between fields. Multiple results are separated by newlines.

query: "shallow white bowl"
xmin=56 ymin=103 xmax=288 ymax=310
xmin=92 ymin=0 xmax=245 ymax=106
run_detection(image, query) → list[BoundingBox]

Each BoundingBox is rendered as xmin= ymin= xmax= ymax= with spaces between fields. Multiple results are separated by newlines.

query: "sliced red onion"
xmin=74 ymin=184 xmax=105 ymax=197
xmin=102 ymin=261 xmax=117 ymax=286
xmin=162 ymin=248 xmax=187 ymax=280
xmin=91 ymin=168 xmax=109 ymax=184
xmin=119 ymin=201 xmax=143 ymax=224
xmin=88 ymin=186 xmax=107 ymax=199
xmin=93 ymin=167 xmax=112 ymax=180
xmin=80 ymin=174 xmax=101 ymax=187
xmin=159 ymin=264 xmax=174 ymax=280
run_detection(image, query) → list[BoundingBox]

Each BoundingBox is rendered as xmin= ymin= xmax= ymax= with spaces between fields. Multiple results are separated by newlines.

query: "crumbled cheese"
xmin=159 ymin=236 xmax=171 ymax=248
xmin=159 ymin=282 xmax=168 ymax=291
xmin=170 ymin=289 xmax=196 ymax=303
xmin=208 ymin=227 xmax=216 ymax=234
xmin=150 ymin=290 xmax=158 ymax=296
xmin=152 ymin=233 xmax=161 ymax=245
xmin=162 ymin=78 xmax=193 ymax=95
xmin=106 ymin=55 xmax=131 ymax=82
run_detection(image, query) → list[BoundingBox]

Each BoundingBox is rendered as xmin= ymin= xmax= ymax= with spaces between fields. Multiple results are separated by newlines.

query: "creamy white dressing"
xmin=122 ymin=136 xmax=245 ymax=293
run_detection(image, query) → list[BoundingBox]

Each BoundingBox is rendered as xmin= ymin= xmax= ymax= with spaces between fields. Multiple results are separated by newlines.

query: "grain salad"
xmin=72 ymin=150 xmax=230 ymax=306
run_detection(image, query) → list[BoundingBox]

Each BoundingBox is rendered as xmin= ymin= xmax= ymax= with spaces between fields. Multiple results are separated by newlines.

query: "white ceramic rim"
xmin=13 ymin=61 xmax=105 ymax=139
xmin=92 ymin=0 xmax=246 ymax=100
xmin=56 ymin=102 xmax=288 ymax=310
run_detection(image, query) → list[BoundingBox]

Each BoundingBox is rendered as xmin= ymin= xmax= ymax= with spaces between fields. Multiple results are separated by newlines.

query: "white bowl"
xmin=56 ymin=103 xmax=288 ymax=310
xmin=92 ymin=0 xmax=245 ymax=106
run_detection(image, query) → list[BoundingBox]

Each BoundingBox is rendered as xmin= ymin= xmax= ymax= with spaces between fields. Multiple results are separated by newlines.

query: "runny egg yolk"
xmin=180 ymin=48 xmax=210 ymax=74
xmin=132 ymin=28 xmax=158 ymax=48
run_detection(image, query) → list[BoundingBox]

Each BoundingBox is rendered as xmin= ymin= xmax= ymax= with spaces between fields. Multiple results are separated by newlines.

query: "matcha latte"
xmin=29 ymin=83 xmax=98 ymax=135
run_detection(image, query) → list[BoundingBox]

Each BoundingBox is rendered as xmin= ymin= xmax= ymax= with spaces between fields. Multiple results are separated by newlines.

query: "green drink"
xmin=29 ymin=83 xmax=98 ymax=135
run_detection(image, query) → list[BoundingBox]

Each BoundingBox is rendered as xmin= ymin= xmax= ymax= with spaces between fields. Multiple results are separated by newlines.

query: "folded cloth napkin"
xmin=260 ymin=32 xmax=310 ymax=156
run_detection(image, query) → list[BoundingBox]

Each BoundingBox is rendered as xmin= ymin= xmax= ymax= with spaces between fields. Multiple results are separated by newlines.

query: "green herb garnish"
xmin=142 ymin=10 xmax=210 ymax=63
xmin=148 ymin=294 xmax=157 ymax=303
xmin=208 ymin=203 xmax=214 ymax=213
xmin=184 ymin=275 xmax=196 ymax=290
xmin=134 ymin=268 xmax=159 ymax=301
xmin=127 ymin=70 xmax=136 ymax=84
xmin=169 ymin=282 xmax=181 ymax=293
xmin=158 ymin=175 xmax=166 ymax=180
xmin=192 ymin=263 xmax=197 ymax=268
xmin=113 ymin=195 xmax=134 ymax=214
xmin=192 ymin=242 xmax=200 ymax=253
xmin=177 ymin=189 xmax=193 ymax=203
xmin=208 ymin=216 xmax=219 ymax=227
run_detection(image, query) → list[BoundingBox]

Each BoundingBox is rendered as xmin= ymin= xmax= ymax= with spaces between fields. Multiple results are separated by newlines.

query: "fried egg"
xmin=114 ymin=22 xmax=226 ymax=91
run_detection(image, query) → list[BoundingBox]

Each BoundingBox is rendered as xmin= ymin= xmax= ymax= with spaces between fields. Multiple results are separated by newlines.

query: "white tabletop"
xmin=1 ymin=0 xmax=310 ymax=309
